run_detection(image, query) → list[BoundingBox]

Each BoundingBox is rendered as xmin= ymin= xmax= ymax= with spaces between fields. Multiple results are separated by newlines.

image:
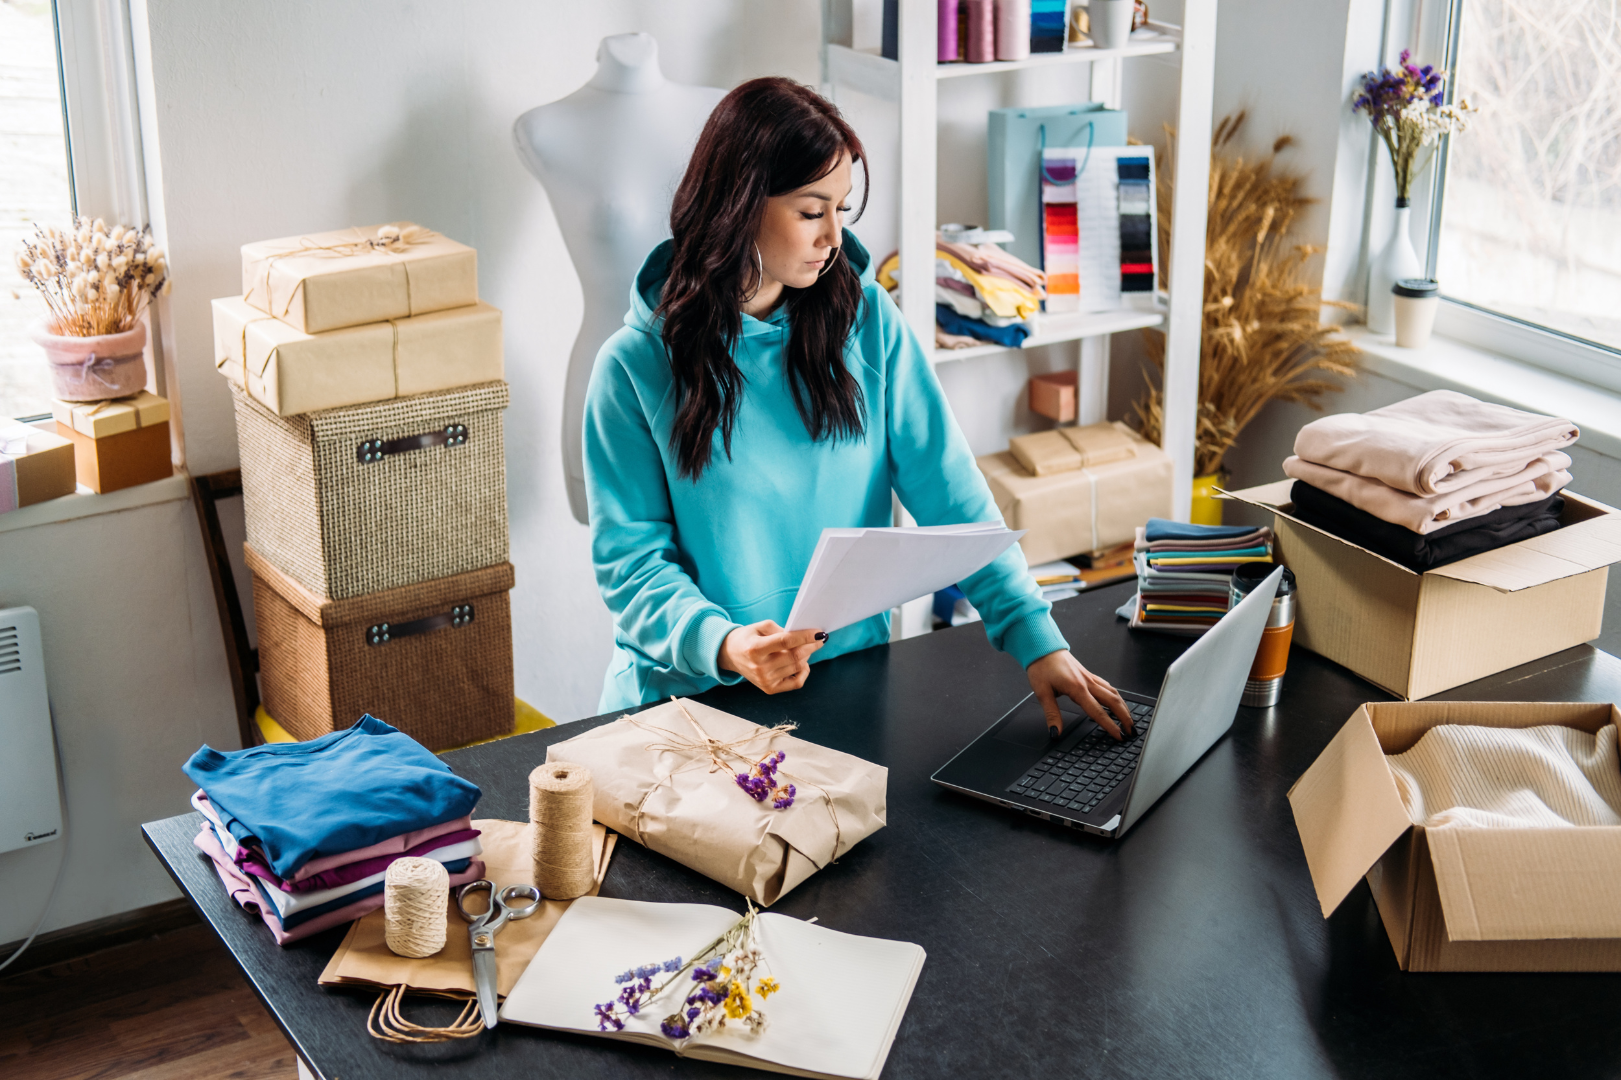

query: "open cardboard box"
xmin=1224 ymin=481 xmax=1621 ymax=699
xmin=1290 ymin=700 xmax=1621 ymax=972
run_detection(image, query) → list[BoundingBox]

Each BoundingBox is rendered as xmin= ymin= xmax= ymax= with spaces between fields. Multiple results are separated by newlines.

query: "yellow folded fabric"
xmin=936 ymin=250 xmax=1041 ymax=320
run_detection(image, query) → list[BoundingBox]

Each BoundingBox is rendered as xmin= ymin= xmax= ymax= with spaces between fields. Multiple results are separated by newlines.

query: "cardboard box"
xmin=213 ymin=295 xmax=504 ymax=417
xmin=54 ymin=420 xmax=171 ymax=494
xmin=241 ymin=222 xmax=479 ymax=334
xmin=1028 ymin=370 xmax=1077 ymax=422
xmin=1225 ymin=481 xmax=1621 ymax=700
xmin=1290 ymin=700 xmax=1621 ymax=972
xmin=978 ymin=422 xmax=1172 ymax=565
xmin=0 ymin=422 xmax=77 ymax=511
xmin=52 ymin=391 xmax=169 ymax=439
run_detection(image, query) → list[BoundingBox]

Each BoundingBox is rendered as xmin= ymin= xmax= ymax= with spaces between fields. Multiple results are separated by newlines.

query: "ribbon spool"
xmin=383 ymin=857 xmax=450 ymax=958
xmin=530 ymin=761 xmax=595 ymax=900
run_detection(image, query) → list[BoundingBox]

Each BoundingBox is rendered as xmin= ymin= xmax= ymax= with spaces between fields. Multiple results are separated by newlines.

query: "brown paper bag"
xmin=319 ymin=818 xmax=615 ymax=997
xmin=546 ymin=698 xmax=888 ymax=907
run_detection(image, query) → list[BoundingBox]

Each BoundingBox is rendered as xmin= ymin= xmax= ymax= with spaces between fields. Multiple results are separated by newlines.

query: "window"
xmin=1 ymin=0 xmax=75 ymax=419
xmin=1432 ymin=0 xmax=1621 ymax=359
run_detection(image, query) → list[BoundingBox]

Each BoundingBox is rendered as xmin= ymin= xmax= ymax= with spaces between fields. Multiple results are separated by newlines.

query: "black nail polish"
xmin=814 ymin=632 xmax=827 ymax=641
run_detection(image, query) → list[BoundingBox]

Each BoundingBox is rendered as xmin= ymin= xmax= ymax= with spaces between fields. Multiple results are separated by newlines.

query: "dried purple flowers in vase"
xmin=1352 ymin=50 xmax=1473 ymax=334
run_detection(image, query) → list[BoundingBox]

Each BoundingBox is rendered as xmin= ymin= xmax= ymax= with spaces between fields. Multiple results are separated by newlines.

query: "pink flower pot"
xmin=30 ymin=321 xmax=148 ymax=402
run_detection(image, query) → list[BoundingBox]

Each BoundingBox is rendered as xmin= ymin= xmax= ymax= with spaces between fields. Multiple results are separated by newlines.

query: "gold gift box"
xmin=52 ymin=391 xmax=169 ymax=439
xmin=978 ymin=422 xmax=1173 ymax=565
xmin=212 ymin=295 xmax=504 ymax=417
xmin=241 ymin=222 xmax=479 ymax=335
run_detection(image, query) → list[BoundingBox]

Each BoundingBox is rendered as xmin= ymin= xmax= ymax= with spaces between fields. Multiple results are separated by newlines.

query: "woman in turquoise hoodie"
xmin=583 ymin=77 xmax=1131 ymax=738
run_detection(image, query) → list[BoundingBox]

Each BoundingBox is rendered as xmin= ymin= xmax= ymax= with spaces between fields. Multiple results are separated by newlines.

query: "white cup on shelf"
xmin=1088 ymin=0 xmax=1134 ymax=49
xmin=1392 ymin=279 xmax=1439 ymax=349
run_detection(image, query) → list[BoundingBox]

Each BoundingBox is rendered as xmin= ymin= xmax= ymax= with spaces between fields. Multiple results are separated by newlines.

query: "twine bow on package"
xmin=546 ymin=698 xmax=888 ymax=906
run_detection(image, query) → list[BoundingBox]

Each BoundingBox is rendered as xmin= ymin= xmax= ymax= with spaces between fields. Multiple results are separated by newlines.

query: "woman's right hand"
xmin=718 ymin=621 xmax=826 ymax=694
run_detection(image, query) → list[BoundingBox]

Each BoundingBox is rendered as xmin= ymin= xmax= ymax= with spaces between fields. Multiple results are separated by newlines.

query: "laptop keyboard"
xmin=1006 ymin=702 xmax=1155 ymax=816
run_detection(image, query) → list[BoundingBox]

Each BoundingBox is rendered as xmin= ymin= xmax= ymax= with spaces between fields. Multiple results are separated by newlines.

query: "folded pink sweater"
xmin=1293 ymin=390 xmax=1577 ymax=496
xmin=1283 ymin=452 xmax=1571 ymax=534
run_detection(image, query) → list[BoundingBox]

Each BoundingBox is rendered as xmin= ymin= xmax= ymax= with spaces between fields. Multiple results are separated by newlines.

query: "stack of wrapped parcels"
xmin=182 ymin=716 xmax=484 ymax=946
xmin=978 ymin=421 xmax=1172 ymax=566
xmin=547 ymin=698 xmax=888 ymax=907
xmin=211 ymin=223 xmax=515 ymax=749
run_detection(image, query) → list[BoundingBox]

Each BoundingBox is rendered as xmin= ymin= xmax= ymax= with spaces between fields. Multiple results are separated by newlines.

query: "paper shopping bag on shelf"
xmin=546 ymin=698 xmax=888 ymax=906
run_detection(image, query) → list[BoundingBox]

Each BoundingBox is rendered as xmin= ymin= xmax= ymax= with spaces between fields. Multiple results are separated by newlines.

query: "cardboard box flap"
xmin=1218 ymin=480 xmax=1294 ymax=508
xmin=1424 ymin=494 xmax=1621 ymax=591
xmin=1287 ymin=705 xmax=1416 ymax=917
xmin=1427 ymin=826 xmax=1621 ymax=941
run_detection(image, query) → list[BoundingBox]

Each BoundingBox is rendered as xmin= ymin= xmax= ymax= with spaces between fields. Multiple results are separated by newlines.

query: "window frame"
xmin=1412 ymin=0 xmax=1621 ymax=395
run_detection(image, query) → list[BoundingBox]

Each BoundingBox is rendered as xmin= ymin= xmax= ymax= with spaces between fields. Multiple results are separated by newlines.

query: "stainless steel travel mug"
xmin=1229 ymin=564 xmax=1296 ymax=708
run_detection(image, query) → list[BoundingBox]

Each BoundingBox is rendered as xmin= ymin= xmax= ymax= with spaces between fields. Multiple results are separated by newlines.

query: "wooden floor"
xmin=0 ymin=923 xmax=298 ymax=1080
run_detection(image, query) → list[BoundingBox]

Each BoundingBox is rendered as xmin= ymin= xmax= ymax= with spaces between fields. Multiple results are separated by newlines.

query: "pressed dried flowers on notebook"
xmin=594 ymin=903 xmax=781 ymax=1043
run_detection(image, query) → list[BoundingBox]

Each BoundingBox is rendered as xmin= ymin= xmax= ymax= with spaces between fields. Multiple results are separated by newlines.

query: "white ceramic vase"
xmin=1367 ymin=203 xmax=1422 ymax=335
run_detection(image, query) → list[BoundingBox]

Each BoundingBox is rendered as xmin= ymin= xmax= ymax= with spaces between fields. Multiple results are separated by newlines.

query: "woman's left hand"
xmin=1026 ymin=650 xmax=1134 ymax=740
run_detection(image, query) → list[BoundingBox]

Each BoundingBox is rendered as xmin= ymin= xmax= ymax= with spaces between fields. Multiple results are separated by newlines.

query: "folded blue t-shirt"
xmin=1143 ymin=517 xmax=1263 ymax=543
xmin=184 ymin=715 xmax=481 ymax=878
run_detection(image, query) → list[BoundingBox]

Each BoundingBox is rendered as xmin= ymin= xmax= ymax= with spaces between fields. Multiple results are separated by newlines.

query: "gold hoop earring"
xmin=741 ymin=243 xmax=764 ymax=304
xmin=817 ymin=246 xmax=842 ymax=279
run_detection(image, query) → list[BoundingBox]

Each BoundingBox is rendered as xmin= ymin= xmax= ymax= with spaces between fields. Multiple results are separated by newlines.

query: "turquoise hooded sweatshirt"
xmin=583 ymin=230 xmax=1068 ymax=712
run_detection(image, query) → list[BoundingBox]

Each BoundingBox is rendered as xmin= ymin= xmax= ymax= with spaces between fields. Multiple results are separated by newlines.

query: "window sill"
xmin=0 ymin=472 xmax=190 ymax=536
xmin=1344 ymin=326 xmax=1621 ymax=462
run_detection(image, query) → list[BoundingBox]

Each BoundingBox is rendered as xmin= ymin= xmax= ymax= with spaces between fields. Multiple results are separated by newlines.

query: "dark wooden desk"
xmin=144 ymin=582 xmax=1621 ymax=1079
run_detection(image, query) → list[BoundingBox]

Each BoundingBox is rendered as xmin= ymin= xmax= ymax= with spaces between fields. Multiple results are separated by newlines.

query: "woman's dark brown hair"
xmin=659 ymin=77 xmax=870 ymax=480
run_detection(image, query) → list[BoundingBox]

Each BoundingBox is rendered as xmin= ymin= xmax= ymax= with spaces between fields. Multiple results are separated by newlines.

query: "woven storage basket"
xmin=233 ymin=380 xmax=509 ymax=601
xmin=246 ymin=542 xmax=514 ymax=750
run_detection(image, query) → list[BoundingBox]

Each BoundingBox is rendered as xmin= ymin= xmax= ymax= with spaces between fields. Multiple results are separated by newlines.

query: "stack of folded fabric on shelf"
xmin=1283 ymin=390 xmax=1577 ymax=571
xmin=183 ymin=715 xmax=484 ymax=945
xmin=1126 ymin=519 xmax=1274 ymax=635
xmin=211 ymin=222 xmax=515 ymax=749
xmin=877 ymin=234 xmax=1046 ymax=349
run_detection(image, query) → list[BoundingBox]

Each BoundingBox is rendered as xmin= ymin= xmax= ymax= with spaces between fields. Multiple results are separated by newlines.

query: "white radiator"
xmin=0 ymin=607 xmax=61 ymax=855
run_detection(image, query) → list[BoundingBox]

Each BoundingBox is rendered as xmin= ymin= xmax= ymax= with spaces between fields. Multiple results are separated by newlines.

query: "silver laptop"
xmin=931 ymin=566 xmax=1283 ymax=839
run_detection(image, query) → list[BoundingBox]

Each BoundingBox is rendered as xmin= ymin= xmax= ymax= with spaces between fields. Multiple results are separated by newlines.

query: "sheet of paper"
xmin=784 ymin=523 xmax=1023 ymax=633
xmin=500 ymin=896 xmax=926 ymax=1080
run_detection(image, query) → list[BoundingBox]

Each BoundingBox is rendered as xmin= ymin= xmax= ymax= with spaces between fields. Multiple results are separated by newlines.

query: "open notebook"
xmin=500 ymin=896 xmax=926 ymax=1080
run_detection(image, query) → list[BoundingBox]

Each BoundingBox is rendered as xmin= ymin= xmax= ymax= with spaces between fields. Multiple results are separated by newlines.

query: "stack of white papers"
xmin=500 ymin=896 xmax=927 ymax=1080
xmin=785 ymin=522 xmax=1022 ymax=633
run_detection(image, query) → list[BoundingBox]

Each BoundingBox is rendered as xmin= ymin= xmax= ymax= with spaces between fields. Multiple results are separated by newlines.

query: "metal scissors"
xmin=457 ymin=878 xmax=542 ymax=1029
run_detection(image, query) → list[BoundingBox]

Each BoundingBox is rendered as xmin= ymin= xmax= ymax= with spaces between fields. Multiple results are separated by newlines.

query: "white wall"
xmin=0 ymin=489 xmax=240 ymax=944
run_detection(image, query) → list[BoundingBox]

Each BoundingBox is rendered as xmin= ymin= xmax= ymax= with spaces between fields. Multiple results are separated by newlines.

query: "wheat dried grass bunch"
xmin=14 ymin=216 xmax=170 ymax=338
xmin=1133 ymin=113 xmax=1359 ymax=477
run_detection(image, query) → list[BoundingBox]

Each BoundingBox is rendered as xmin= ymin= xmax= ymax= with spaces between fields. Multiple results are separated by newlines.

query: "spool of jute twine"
xmin=383 ymin=857 xmax=449 ymax=958
xmin=530 ymin=761 xmax=595 ymax=900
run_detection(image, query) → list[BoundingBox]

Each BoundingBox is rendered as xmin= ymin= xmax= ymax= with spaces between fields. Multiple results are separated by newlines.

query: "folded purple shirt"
xmin=241 ymin=828 xmax=481 ymax=894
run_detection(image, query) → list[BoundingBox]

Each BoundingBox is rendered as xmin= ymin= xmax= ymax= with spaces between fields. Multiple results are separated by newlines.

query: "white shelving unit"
xmin=819 ymin=2 xmax=1216 ymax=523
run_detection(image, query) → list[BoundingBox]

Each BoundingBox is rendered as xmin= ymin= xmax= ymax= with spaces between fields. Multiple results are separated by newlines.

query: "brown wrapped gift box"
xmin=978 ymin=422 xmax=1173 ymax=565
xmin=246 ymin=542 xmax=514 ymax=750
xmin=3 ymin=423 xmax=76 ymax=507
xmin=232 ymin=381 xmax=509 ymax=601
xmin=546 ymin=698 xmax=888 ymax=907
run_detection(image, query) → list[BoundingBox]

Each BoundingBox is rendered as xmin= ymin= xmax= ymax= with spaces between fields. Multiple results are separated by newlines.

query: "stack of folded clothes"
xmin=1283 ymin=390 xmax=1577 ymax=571
xmin=182 ymin=715 xmax=484 ymax=946
xmin=876 ymin=234 xmax=1046 ymax=349
xmin=1126 ymin=519 xmax=1274 ymax=635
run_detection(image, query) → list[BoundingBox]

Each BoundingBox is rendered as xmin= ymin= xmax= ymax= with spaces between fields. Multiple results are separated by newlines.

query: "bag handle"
xmin=366 ymin=604 xmax=474 ymax=647
xmin=356 ymin=423 xmax=468 ymax=464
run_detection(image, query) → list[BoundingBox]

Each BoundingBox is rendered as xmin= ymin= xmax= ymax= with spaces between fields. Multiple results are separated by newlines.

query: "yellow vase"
xmin=1190 ymin=472 xmax=1226 ymax=526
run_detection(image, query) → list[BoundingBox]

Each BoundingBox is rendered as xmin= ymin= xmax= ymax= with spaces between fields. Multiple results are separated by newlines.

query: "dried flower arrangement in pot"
xmin=16 ymin=217 xmax=171 ymax=401
xmin=1132 ymin=114 xmax=1360 ymax=523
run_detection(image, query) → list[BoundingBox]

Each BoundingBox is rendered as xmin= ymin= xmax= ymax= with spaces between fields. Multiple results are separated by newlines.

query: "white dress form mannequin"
xmin=513 ymin=33 xmax=724 ymax=524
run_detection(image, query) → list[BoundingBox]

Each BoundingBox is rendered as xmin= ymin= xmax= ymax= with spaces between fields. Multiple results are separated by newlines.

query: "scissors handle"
xmin=457 ymin=880 xmax=542 ymax=934
xmin=496 ymin=884 xmax=542 ymax=923
xmin=456 ymin=879 xmax=496 ymax=925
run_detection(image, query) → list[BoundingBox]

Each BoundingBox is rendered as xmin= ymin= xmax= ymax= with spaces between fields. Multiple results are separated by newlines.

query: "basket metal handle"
xmin=356 ymin=424 xmax=469 ymax=464
xmin=366 ymin=604 xmax=475 ymax=647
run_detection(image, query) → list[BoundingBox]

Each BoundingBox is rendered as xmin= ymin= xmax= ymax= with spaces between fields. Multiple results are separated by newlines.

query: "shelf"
xmin=825 ymin=23 xmax=1179 ymax=100
xmin=932 ymin=307 xmax=1164 ymax=364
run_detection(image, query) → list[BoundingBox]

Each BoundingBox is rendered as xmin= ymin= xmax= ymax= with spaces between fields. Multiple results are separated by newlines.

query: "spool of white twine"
xmin=383 ymin=856 xmax=450 ymax=958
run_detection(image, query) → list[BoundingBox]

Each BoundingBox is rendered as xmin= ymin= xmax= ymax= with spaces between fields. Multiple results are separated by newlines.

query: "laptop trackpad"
xmin=991 ymin=697 xmax=1089 ymax=749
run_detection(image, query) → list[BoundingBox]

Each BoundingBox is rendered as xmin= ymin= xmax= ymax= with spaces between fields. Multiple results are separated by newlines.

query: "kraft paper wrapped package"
xmin=0 ymin=421 xmax=77 ymax=512
xmin=979 ymin=422 xmax=1173 ymax=565
xmin=213 ymin=295 xmax=503 ymax=417
xmin=241 ymin=222 xmax=479 ymax=335
xmin=546 ymin=698 xmax=888 ymax=906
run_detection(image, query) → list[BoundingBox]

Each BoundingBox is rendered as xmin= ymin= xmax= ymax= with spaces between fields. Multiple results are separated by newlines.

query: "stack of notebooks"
xmin=1126 ymin=519 xmax=1273 ymax=635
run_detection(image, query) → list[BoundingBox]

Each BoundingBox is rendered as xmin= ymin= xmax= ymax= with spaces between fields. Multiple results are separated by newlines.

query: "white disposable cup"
xmin=1392 ymin=279 xmax=1440 ymax=348
xmin=1088 ymin=0 xmax=1134 ymax=49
